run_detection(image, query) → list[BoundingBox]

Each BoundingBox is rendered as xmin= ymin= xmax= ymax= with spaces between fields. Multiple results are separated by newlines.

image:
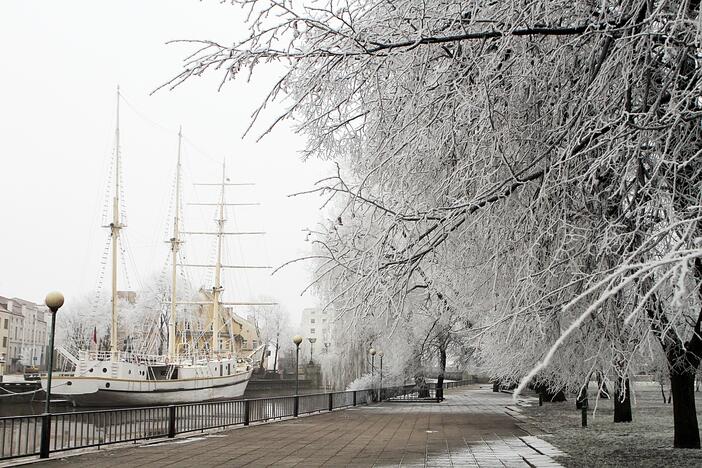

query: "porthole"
xmin=102 ymin=368 xmax=107 ymax=373
xmin=66 ymin=381 xmax=72 ymax=386
xmin=105 ymin=383 xmax=111 ymax=388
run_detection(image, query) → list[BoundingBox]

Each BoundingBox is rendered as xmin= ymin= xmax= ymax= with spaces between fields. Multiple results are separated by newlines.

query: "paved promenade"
xmin=31 ymin=386 xmax=566 ymax=467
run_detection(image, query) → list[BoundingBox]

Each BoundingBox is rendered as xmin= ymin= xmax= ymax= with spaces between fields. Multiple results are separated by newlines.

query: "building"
xmin=117 ymin=290 xmax=137 ymax=305
xmin=0 ymin=302 xmax=10 ymax=375
xmin=174 ymin=293 xmax=261 ymax=359
xmin=300 ymin=307 xmax=334 ymax=354
xmin=231 ymin=313 xmax=259 ymax=353
xmin=0 ymin=295 xmax=50 ymax=372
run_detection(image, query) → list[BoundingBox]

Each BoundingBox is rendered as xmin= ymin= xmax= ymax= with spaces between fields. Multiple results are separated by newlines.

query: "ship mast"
xmin=182 ymin=170 xmax=274 ymax=360
xmin=212 ymin=162 xmax=226 ymax=354
xmin=168 ymin=128 xmax=183 ymax=360
xmin=109 ymin=86 xmax=123 ymax=360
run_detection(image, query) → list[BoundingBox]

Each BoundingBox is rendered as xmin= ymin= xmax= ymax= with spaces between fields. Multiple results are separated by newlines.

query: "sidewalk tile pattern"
xmin=29 ymin=387 xmax=565 ymax=467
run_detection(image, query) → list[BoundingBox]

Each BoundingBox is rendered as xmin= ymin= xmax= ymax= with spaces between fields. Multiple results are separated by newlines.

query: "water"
xmin=0 ymin=386 xmax=357 ymax=459
xmin=0 ymin=385 xmax=328 ymax=417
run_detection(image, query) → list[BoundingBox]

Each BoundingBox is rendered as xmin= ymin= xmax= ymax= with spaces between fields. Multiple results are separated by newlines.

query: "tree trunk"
xmin=670 ymin=369 xmax=701 ymax=449
xmin=613 ymin=376 xmax=632 ymax=423
xmin=259 ymin=344 xmax=267 ymax=370
xmin=272 ymin=334 xmax=279 ymax=372
xmin=437 ymin=347 xmax=446 ymax=401
xmin=534 ymin=382 xmax=566 ymax=402
xmin=416 ymin=375 xmax=430 ymax=398
xmin=576 ymin=384 xmax=588 ymax=410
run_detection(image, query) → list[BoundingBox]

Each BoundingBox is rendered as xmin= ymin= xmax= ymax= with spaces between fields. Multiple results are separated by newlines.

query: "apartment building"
xmin=0 ymin=302 xmax=10 ymax=374
xmin=0 ymin=295 xmax=49 ymax=372
xmin=300 ymin=307 xmax=334 ymax=359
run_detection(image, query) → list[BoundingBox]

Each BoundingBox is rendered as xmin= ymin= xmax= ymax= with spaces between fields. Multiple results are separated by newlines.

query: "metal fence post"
xmin=244 ymin=400 xmax=250 ymax=426
xmin=353 ymin=391 xmax=357 ymax=407
xmin=39 ymin=413 xmax=51 ymax=458
xmin=329 ymin=393 xmax=333 ymax=411
xmin=294 ymin=395 xmax=299 ymax=417
xmin=168 ymin=405 xmax=176 ymax=438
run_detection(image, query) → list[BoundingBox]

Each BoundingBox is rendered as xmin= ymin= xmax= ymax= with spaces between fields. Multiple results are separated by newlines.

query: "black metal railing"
xmin=0 ymin=380 xmax=473 ymax=461
xmin=384 ymin=380 xmax=469 ymax=402
xmin=0 ymin=414 xmax=42 ymax=460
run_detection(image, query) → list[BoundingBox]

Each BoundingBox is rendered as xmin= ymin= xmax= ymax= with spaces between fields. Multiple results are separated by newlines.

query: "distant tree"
xmin=244 ymin=298 xmax=292 ymax=370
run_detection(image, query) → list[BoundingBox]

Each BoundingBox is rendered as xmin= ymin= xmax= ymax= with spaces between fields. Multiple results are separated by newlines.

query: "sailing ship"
xmin=41 ymin=89 xmax=273 ymax=406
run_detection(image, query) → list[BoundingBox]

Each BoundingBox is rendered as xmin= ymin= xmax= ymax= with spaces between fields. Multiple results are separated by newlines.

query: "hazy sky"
xmin=0 ymin=1 xmax=333 ymax=320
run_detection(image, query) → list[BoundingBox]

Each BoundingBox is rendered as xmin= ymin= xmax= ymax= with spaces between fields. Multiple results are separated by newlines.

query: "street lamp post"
xmin=369 ymin=348 xmax=376 ymax=377
xmin=44 ymin=292 xmax=64 ymax=413
xmin=308 ymin=337 xmax=316 ymax=363
xmin=293 ymin=335 xmax=303 ymax=395
xmin=378 ymin=350 xmax=384 ymax=400
xmin=41 ymin=291 xmax=64 ymax=459
xmin=293 ymin=335 xmax=303 ymax=417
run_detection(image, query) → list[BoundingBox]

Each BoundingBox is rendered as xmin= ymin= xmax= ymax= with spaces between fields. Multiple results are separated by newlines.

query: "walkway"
xmin=30 ymin=386 xmax=566 ymax=467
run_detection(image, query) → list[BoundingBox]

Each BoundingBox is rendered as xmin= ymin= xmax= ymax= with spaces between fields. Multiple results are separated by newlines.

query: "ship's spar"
xmin=43 ymin=88 xmax=276 ymax=406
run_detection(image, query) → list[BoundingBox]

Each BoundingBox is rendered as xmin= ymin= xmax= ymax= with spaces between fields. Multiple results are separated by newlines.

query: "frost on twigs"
xmin=170 ymin=0 xmax=702 ymax=412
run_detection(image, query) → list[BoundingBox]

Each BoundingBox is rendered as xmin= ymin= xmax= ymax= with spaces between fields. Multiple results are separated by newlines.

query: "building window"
xmin=310 ymin=319 xmax=315 ymax=324
xmin=310 ymin=328 xmax=315 ymax=334
xmin=322 ymin=319 xmax=326 ymax=323
xmin=2 ymin=337 xmax=6 ymax=348
xmin=3 ymin=319 xmax=7 ymax=329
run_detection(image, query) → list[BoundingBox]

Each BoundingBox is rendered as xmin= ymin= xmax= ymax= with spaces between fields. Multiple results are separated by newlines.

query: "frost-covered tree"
xmin=169 ymin=0 xmax=702 ymax=448
xmin=56 ymin=272 xmax=198 ymax=357
xmin=243 ymin=298 xmax=293 ymax=370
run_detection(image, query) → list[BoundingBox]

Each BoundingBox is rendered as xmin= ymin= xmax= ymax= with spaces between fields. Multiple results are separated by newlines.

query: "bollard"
xmin=294 ymin=395 xmax=299 ymax=417
xmin=539 ymin=393 xmax=543 ymax=406
xmin=39 ymin=413 xmax=51 ymax=458
xmin=581 ymin=399 xmax=588 ymax=427
xmin=244 ymin=399 xmax=250 ymax=426
xmin=353 ymin=390 xmax=357 ymax=407
xmin=168 ymin=405 xmax=177 ymax=438
xmin=329 ymin=393 xmax=334 ymax=412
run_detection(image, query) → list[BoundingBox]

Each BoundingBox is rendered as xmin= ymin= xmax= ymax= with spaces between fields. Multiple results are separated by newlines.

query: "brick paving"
xmin=29 ymin=386 xmax=566 ymax=467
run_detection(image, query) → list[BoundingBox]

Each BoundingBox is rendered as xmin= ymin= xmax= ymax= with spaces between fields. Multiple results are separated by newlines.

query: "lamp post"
xmin=44 ymin=292 xmax=63 ymax=413
xmin=378 ymin=350 xmax=384 ymax=400
xmin=369 ymin=348 xmax=376 ymax=377
xmin=293 ymin=335 xmax=303 ymax=395
xmin=308 ymin=337 xmax=316 ymax=363
xmin=41 ymin=291 xmax=64 ymax=459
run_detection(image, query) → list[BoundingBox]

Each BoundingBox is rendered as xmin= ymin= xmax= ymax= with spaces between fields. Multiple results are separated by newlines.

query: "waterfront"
xmin=0 ymin=381 xmax=325 ymax=417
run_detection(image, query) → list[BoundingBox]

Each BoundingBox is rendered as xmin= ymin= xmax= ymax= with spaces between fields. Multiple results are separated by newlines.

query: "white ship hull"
xmin=42 ymin=354 xmax=253 ymax=407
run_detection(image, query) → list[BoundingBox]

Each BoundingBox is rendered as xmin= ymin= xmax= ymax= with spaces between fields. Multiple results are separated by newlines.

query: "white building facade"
xmin=300 ymin=307 xmax=334 ymax=357
xmin=0 ymin=296 xmax=49 ymax=372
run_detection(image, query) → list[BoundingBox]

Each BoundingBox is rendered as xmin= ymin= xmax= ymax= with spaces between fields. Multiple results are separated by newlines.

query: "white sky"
xmin=0 ymin=1 xmax=333 ymax=322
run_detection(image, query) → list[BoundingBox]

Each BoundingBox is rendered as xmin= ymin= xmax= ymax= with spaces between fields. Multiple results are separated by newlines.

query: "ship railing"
xmin=76 ymin=350 xmax=242 ymax=365
xmin=0 ymin=380 xmax=475 ymax=461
